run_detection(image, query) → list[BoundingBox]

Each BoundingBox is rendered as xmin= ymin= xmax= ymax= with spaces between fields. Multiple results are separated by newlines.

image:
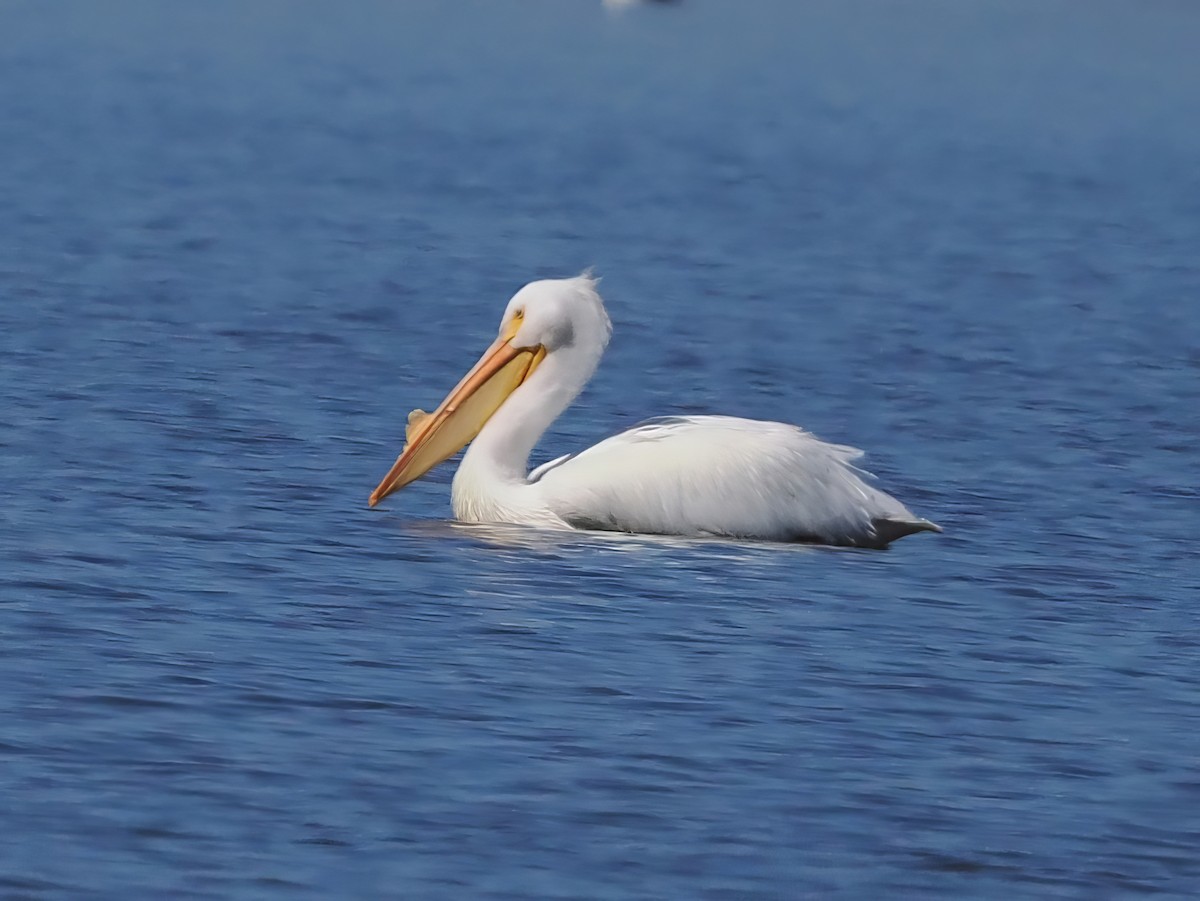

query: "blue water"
xmin=2 ymin=1 xmax=1199 ymax=897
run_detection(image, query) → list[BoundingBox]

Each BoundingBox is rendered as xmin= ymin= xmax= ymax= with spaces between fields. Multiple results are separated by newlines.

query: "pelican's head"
xmin=369 ymin=273 xmax=611 ymax=507
xmin=499 ymin=272 xmax=612 ymax=356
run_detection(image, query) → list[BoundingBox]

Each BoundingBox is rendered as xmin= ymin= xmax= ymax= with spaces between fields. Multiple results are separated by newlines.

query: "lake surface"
xmin=2 ymin=0 xmax=1198 ymax=897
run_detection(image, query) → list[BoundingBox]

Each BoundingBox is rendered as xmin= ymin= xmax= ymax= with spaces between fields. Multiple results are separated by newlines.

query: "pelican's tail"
xmin=871 ymin=517 xmax=942 ymax=547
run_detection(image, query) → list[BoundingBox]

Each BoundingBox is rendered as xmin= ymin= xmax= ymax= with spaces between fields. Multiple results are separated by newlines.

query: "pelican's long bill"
xmin=369 ymin=318 xmax=545 ymax=507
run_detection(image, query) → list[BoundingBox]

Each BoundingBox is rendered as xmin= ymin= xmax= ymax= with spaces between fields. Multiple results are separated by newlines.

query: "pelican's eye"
xmin=501 ymin=307 xmax=526 ymax=343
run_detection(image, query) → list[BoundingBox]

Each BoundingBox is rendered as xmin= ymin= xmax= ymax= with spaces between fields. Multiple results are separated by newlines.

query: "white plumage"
xmin=371 ymin=274 xmax=940 ymax=549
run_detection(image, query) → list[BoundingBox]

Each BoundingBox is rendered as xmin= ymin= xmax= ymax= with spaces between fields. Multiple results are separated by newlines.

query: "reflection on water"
xmin=413 ymin=519 xmax=823 ymax=559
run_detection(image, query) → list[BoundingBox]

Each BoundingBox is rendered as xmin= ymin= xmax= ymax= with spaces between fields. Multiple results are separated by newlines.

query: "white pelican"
xmin=369 ymin=274 xmax=940 ymax=548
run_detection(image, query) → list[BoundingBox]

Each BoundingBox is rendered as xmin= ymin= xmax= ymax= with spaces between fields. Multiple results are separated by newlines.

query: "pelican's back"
xmin=534 ymin=415 xmax=938 ymax=547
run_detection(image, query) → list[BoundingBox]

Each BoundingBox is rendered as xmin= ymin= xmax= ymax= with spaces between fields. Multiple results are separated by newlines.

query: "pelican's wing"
xmin=528 ymin=452 xmax=574 ymax=483
xmin=535 ymin=415 xmax=939 ymax=547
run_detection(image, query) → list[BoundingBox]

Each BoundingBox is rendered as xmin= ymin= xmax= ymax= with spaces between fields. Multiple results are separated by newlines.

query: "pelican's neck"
xmin=457 ymin=339 xmax=603 ymax=488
